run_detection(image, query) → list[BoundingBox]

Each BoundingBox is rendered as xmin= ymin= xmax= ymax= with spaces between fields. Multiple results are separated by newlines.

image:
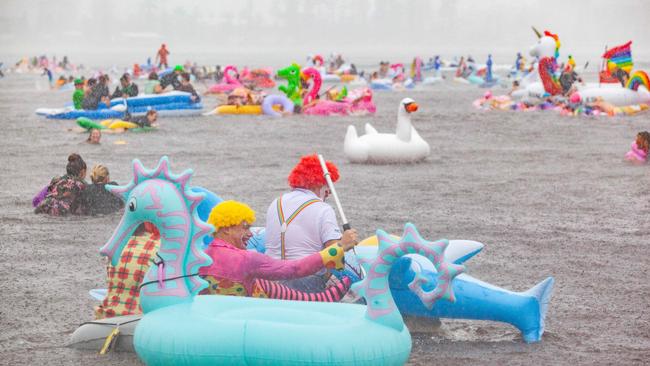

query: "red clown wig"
xmin=288 ymin=154 xmax=339 ymax=189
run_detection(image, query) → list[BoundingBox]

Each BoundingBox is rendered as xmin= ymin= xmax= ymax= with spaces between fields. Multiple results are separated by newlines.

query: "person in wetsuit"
xmin=111 ymin=73 xmax=139 ymax=99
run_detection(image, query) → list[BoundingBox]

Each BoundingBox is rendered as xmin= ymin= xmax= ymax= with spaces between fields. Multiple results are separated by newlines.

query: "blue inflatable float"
xmin=36 ymin=92 xmax=203 ymax=119
xmin=190 ymin=186 xmax=554 ymax=344
xmin=107 ymin=91 xmax=193 ymax=108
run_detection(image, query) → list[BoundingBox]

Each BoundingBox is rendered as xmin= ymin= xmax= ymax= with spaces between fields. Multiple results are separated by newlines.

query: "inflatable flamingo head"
xmin=530 ymin=28 xmax=560 ymax=60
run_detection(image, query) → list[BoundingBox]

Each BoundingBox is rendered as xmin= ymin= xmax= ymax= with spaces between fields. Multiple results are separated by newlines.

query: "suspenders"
xmin=277 ymin=195 xmax=320 ymax=259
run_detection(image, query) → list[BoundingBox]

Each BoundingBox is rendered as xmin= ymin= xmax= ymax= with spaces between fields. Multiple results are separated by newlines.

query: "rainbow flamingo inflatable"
xmin=302 ymin=67 xmax=376 ymax=116
xmin=513 ymin=28 xmax=650 ymax=106
xmin=206 ymin=65 xmax=242 ymax=94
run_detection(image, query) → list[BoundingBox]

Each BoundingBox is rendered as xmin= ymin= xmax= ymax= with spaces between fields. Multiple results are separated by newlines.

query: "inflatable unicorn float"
xmin=512 ymin=28 xmax=650 ymax=106
xmin=344 ymin=98 xmax=429 ymax=163
xmin=206 ymin=65 xmax=243 ymax=94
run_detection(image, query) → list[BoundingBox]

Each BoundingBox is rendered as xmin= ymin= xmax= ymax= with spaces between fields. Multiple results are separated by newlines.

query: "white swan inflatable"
xmin=344 ymin=98 xmax=430 ymax=163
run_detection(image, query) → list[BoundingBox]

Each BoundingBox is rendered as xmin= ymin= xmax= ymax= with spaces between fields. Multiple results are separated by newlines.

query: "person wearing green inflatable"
xmin=199 ymin=200 xmax=357 ymax=298
xmin=72 ymin=78 xmax=85 ymax=109
xmin=160 ymin=65 xmax=183 ymax=91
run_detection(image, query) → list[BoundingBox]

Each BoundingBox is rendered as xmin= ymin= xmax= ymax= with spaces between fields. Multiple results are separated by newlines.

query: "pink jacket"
xmin=199 ymin=238 xmax=323 ymax=295
xmin=625 ymin=141 xmax=647 ymax=163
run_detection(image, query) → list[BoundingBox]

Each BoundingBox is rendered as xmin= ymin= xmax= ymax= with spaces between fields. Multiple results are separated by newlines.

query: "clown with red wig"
xmin=264 ymin=154 xmax=358 ymax=292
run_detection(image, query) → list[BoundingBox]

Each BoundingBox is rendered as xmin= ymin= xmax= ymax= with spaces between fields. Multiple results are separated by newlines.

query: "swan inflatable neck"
xmin=396 ymin=98 xmax=418 ymax=141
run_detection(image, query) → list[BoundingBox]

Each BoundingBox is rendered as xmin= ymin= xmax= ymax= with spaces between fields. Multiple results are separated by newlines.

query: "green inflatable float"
xmin=76 ymin=117 xmax=105 ymax=130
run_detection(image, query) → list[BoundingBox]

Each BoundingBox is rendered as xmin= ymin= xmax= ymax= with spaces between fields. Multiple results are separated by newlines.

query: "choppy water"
xmin=0 ymin=71 xmax=649 ymax=365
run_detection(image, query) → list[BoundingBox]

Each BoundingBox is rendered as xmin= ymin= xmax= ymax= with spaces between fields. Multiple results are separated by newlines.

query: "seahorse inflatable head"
xmin=99 ymin=156 xmax=214 ymax=312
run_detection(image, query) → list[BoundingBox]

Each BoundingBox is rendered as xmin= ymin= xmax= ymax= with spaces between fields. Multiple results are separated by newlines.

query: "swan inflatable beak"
xmin=405 ymin=102 xmax=418 ymax=113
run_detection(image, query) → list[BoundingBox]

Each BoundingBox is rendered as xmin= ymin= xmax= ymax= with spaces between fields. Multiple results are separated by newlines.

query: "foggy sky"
xmin=1 ymin=0 xmax=648 ymax=67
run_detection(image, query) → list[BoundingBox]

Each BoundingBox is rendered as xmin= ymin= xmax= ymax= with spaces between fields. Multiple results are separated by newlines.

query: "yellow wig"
xmin=207 ymin=200 xmax=256 ymax=231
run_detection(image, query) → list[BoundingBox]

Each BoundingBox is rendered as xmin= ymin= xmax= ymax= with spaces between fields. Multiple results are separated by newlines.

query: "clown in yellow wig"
xmin=198 ymin=199 xmax=354 ymax=301
xmin=206 ymin=200 xmax=256 ymax=250
xmin=208 ymin=200 xmax=256 ymax=232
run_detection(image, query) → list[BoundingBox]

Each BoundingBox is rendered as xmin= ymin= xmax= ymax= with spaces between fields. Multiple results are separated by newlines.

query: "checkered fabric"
xmin=94 ymin=232 xmax=160 ymax=319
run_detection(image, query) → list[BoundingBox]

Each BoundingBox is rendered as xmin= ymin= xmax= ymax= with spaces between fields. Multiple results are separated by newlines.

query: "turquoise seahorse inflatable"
xmin=100 ymin=156 xmax=464 ymax=365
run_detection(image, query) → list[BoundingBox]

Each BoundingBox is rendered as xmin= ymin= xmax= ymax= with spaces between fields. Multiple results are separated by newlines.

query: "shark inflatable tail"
xmin=389 ymin=257 xmax=554 ymax=343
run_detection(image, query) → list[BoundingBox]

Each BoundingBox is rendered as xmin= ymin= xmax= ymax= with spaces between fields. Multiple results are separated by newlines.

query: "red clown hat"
xmin=288 ymin=154 xmax=339 ymax=188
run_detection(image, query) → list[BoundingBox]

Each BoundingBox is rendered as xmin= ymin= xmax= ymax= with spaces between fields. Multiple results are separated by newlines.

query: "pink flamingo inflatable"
xmin=301 ymin=67 xmax=376 ymax=116
xmin=207 ymin=65 xmax=242 ymax=94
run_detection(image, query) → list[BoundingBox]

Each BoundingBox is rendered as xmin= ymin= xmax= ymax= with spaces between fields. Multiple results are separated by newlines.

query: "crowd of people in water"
xmin=70 ymin=68 xmax=200 ymax=110
xmin=18 ymin=38 xmax=647 ymax=325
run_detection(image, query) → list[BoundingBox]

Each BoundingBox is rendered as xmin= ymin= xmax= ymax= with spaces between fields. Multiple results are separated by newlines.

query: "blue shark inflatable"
xmin=175 ymin=186 xmax=554 ymax=343
xmin=387 ymin=257 xmax=553 ymax=343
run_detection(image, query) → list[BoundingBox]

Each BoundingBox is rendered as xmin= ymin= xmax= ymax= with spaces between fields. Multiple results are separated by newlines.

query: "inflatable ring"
xmin=262 ymin=94 xmax=294 ymax=117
